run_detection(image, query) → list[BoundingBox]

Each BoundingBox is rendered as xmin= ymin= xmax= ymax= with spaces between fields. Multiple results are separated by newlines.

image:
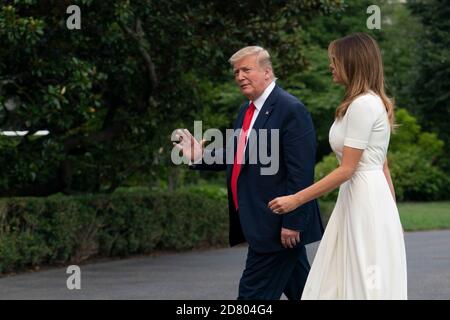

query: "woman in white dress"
xmin=268 ymin=33 xmax=407 ymax=300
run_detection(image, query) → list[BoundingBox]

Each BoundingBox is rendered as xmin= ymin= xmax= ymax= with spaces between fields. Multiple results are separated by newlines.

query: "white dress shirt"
xmin=249 ymin=81 xmax=275 ymax=131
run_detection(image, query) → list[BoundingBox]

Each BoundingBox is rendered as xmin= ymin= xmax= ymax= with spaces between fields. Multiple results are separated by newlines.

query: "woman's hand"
xmin=268 ymin=194 xmax=301 ymax=215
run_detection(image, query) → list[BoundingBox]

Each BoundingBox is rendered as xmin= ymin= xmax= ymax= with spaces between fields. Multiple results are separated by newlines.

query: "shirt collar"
xmin=251 ymin=81 xmax=276 ymax=111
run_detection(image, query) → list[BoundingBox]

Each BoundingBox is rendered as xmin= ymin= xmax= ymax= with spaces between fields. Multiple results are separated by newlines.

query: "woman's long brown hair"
xmin=329 ymin=33 xmax=395 ymax=128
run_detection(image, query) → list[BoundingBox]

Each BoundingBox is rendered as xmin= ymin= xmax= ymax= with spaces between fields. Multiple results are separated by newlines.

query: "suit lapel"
xmin=250 ymin=85 xmax=279 ymax=132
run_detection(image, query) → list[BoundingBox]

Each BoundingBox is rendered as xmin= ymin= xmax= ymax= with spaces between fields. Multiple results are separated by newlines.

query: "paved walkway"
xmin=0 ymin=230 xmax=449 ymax=299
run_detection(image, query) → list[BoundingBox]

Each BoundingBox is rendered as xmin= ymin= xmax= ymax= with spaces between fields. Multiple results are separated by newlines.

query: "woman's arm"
xmin=383 ymin=159 xmax=396 ymax=202
xmin=268 ymin=146 xmax=364 ymax=214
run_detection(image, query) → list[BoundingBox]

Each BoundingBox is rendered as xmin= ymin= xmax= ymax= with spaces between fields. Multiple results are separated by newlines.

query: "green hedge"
xmin=0 ymin=188 xmax=335 ymax=274
xmin=0 ymin=191 xmax=228 ymax=274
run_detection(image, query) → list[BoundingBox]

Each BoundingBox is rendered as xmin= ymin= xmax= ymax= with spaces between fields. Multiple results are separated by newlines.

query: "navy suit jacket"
xmin=191 ymin=85 xmax=324 ymax=253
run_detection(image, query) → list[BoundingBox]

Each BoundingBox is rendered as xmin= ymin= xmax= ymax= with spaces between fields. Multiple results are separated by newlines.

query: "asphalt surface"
xmin=0 ymin=230 xmax=449 ymax=300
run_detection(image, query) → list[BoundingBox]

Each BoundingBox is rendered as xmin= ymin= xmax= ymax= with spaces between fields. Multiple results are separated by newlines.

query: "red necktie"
xmin=231 ymin=102 xmax=256 ymax=210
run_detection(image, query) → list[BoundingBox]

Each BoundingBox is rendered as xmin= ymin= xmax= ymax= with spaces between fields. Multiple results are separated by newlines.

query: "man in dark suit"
xmin=173 ymin=46 xmax=323 ymax=300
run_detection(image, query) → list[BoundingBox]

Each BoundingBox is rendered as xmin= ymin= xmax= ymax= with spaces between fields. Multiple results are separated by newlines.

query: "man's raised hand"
xmin=173 ymin=129 xmax=205 ymax=162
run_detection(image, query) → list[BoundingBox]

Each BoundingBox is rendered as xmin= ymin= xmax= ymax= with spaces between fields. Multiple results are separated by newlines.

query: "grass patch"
xmin=319 ymin=201 xmax=450 ymax=231
xmin=398 ymin=202 xmax=450 ymax=231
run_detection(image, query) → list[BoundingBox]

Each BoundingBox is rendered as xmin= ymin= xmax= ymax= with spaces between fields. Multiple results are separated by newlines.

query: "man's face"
xmin=233 ymin=55 xmax=270 ymax=101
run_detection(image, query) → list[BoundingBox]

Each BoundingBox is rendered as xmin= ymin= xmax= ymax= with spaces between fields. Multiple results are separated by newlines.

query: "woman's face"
xmin=329 ymin=57 xmax=341 ymax=84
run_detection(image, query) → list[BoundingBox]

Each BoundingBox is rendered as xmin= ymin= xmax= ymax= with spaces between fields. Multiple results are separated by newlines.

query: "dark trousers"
xmin=238 ymin=245 xmax=310 ymax=300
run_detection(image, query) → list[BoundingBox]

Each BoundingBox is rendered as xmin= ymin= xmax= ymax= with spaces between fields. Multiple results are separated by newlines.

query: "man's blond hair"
xmin=228 ymin=46 xmax=275 ymax=79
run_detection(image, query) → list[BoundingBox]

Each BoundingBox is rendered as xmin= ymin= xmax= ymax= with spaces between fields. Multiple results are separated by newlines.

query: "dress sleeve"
xmin=343 ymin=97 xmax=378 ymax=150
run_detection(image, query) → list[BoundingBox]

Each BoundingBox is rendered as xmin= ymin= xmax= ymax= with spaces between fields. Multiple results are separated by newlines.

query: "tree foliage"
xmin=1 ymin=0 xmax=447 ymax=198
xmin=0 ymin=0 xmax=342 ymax=196
xmin=408 ymin=0 xmax=450 ymax=169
